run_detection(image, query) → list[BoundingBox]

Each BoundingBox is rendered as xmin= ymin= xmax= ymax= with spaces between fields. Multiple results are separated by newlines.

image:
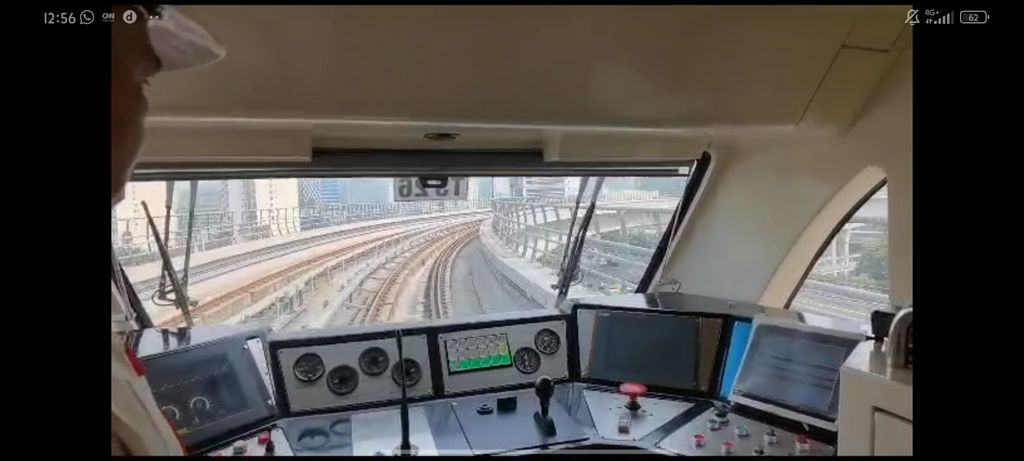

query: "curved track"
xmin=135 ymin=211 xmax=490 ymax=298
xmin=156 ymin=216 xmax=485 ymax=327
xmin=350 ymin=222 xmax=482 ymax=325
xmin=424 ymin=227 xmax=479 ymax=319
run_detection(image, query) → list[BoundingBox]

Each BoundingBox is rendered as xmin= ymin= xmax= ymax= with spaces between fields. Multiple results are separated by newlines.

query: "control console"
xmin=135 ymin=293 xmax=868 ymax=456
xmin=657 ymin=407 xmax=833 ymax=456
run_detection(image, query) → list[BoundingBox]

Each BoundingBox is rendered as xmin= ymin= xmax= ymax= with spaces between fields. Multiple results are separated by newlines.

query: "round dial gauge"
xmin=326 ymin=365 xmax=360 ymax=395
xmin=513 ymin=347 xmax=542 ymax=374
xmin=534 ymin=328 xmax=561 ymax=355
xmin=359 ymin=346 xmax=390 ymax=376
xmin=189 ymin=396 xmax=211 ymax=412
xmin=296 ymin=428 xmax=330 ymax=450
xmin=293 ymin=353 xmax=326 ymax=383
xmin=391 ymin=358 xmax=422 ymax=388
xmin=160 ymin=405 xmax=181 ymax=422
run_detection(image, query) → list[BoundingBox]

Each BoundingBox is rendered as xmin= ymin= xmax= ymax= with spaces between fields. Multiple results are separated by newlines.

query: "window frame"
xmin=118 ymin=158 xmax=699 ymax=328
xmin=635 ymin=151 xmax=711 ymax=293
xmin=783 ymin=178 xmax=888 ymax=310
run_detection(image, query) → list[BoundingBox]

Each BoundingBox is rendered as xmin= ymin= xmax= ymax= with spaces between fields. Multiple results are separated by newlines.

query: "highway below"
xmin=790 ymin=279 xmax=888 ymax=327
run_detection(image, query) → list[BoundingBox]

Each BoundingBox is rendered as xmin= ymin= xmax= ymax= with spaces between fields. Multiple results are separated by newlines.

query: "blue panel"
xmin=719 ymin=321 xmax=753 ymax=399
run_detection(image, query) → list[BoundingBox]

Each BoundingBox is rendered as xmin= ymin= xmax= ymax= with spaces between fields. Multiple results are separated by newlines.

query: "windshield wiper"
xmin=142 ymin=200 xmax=194 ymax=327
xmin=554 ymin=177 xmax=605 ymax=307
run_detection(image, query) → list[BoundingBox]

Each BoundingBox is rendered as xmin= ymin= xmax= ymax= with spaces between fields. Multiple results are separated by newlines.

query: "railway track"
xmin=424 ymin=227 xmax=479 ymax=319
xmin=133 ymin=211 xmax=491 ymax=297
xmin=350 ymin=222 xmax=483 ymax=325
xmin=155 ymin=221 xmax=471 ymax=328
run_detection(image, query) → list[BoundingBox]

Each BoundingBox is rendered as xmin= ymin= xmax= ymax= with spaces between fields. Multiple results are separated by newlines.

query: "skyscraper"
xmin=492 ymin=178 xmax=512 ymax=199
xmin=255 ymin=179 xmax=301 ymax=235
xmin=320 ymin=179 xmax=348 ymax=206
xmin=299 ymin=178 xmax=324 ymax=209
xmin=477 ymin=178 xmax=493 ymax=201
xmin=523 ymin=177 xmax=566 ymax=202
xmin=348 ymin=178 xmax=392 ymax=204
xmin=509 ymin=177 xmax=525 ymax=198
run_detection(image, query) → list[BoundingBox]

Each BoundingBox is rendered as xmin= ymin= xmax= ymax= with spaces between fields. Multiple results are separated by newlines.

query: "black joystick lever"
xmin=533 ymin=376 xmax=557 ymax=437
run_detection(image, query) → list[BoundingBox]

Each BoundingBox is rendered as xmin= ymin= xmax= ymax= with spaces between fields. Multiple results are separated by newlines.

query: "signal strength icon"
xmin=933 ymin=12 xmax=953 ymax=24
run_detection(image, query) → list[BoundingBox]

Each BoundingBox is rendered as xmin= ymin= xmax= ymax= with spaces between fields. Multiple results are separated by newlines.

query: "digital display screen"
xmin=732 ymin=323 xmax=860 ymax=422
xmin=150 ymin=358 xmax=250 ymax=435
xmin=445 ymin=333 xmax=513 ymax=374
xmin=588 ymin=311 xmax=699 ymax=390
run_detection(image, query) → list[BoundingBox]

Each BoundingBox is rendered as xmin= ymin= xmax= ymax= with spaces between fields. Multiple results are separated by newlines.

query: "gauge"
xmin=326 ymin=365 xmax=360 ymax=395
xmin=189 ymin=396 xmax=211 ymax=412
xmin=391 ymin=358 xmax=422 ymax=388
xmin=293 ymin=352 xmax=326 ymax=383
xmin=160 ymin=405 xmax=180 ymax=421
xmin=358 ymin=346 xmax=390 ymax=376
xmin=329 ymin=419 xmax=352 ymax=437
xmin=534 ymin=328 xmax=561 ymax=355
xmin=296 ymin=428 xmax=330 ymax=450
xmin=513 ymin=347 xmax=542 ymax=374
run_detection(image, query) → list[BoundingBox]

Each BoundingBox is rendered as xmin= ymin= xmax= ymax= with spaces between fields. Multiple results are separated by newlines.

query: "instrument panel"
xmin=437 ymin=319 xmax=568 ymax=395
xmin=275 ymin=334 xmax=433 ymax=413
xmin=133 ymin=327 xmax=278 ymax=453
xmin=145 ymin=293 xmax=860 ymax=456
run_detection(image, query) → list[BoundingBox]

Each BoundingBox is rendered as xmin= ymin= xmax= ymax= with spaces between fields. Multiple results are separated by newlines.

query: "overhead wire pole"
xmin=181 ymin=180 xmax=198 ymax=292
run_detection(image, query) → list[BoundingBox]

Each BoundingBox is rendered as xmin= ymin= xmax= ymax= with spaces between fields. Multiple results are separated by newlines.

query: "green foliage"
xmin=854 ymin=241 xmax=889 ymax=283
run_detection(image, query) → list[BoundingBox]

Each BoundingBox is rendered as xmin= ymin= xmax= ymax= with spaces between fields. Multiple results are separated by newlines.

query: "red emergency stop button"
xmin=796 ymin=435 xmax=811 ymax=452
xmin=619 ymin=382 xmax=647 ymax=411
xmin=258 ymin=432 xmax=271 ymax=446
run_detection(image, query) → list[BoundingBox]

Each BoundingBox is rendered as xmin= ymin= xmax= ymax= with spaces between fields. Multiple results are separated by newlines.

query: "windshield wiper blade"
xmin=554 ymin=177 xmax=605 ymax=307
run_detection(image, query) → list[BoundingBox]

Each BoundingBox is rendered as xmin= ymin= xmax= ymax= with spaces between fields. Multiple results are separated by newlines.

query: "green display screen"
xmin=445 ymin=333 xmax=513 ymax=374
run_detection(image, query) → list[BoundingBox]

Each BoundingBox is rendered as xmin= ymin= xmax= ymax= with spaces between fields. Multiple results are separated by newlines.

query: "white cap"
xmin=146 ymin=5 xmax=225 ymax=72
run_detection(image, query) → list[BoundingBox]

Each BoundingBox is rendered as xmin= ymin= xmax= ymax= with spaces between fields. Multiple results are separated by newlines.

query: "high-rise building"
xmin=477 ymin=178 xmax=493 ymax=201
xmin=523 ymin=177 xmax=566 ymax=202
xmin=255 ymin=179 xmax=301 ymax=235
xmin=348 ymin=178 xmax=392 ymax=204
xmin=227 ymin=179 xmax=257 ymax=241
xmin=321 ymin=179 xmax=348 ymax=206
xmin=174 ymin=180 xmax=230 ymax=214
xmin=113 ymin=181 xmax=170 ymax=244
xmin=509 ymin=177 xmax=525 ymax=198
xmin=299 ymin=178 xmax=324 ymax=209
xmin=492 ymin=178 xmax=512 ymax=198
xmin=255 ymin=178 xmax=300 ymax=210
xmin=467 ymin=178 xmax=480 ymax=202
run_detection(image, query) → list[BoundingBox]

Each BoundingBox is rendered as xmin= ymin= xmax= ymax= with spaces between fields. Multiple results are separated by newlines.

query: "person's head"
xmin=111 ymin=6 xmax=159 ymax=207
xmin=110 ymin=5 xmax=225 ymax=208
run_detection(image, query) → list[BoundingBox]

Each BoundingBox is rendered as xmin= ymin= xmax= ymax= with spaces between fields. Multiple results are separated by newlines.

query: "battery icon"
xmin=960 ymin=10 xmax=988 ymax=24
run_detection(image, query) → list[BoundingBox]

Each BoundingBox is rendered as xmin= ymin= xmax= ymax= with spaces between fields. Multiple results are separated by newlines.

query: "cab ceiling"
xmin=143 ymin=5 xmax=907 ymax=163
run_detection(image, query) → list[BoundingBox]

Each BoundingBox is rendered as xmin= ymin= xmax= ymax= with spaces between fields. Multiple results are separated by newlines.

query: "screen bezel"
xmin=729 ymin=316 xmax=864 ymax=431
xmin=587 ymin=310 xmax=701 ymax=391
xmin=142 ymin=332 xmax=278 ymax=453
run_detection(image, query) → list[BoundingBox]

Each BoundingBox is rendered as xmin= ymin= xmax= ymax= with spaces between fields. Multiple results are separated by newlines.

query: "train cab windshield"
xmin=113 ymin=174 xmax=691 ymax=331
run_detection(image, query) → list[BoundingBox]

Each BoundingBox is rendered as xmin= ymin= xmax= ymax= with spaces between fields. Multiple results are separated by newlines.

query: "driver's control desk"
xmin=135 ymin=293 xmax=860 ymax=456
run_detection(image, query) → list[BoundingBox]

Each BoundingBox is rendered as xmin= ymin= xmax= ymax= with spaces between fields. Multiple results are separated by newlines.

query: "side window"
xmin=790 ymin=185 xmax=889 ymax=327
